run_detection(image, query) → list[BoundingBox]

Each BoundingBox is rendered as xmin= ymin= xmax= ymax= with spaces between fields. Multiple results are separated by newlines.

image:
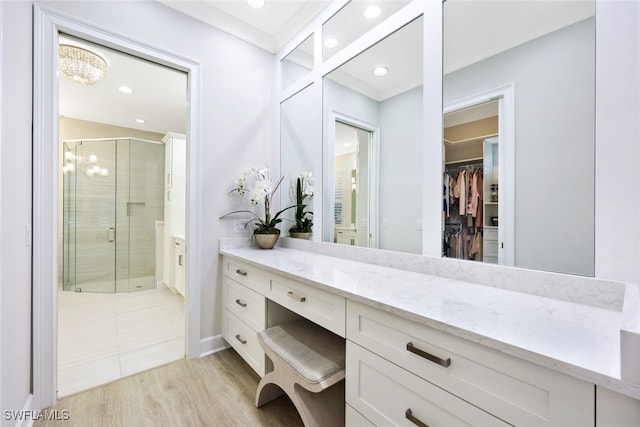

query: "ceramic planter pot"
xmin=254 ymin=231 xmax=280 ymax=249
xmin=289 ymin=231 xmax=312 ymax=240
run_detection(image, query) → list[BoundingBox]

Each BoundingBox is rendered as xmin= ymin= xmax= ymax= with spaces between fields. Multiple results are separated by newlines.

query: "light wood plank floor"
xmin=36 ymin=349 xmax=303 ymax=427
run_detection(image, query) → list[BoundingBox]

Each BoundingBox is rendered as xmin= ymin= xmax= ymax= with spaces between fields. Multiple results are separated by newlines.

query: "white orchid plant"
xmin=289 ymin=171 xmax=314 ymax=233
xmin=223 ymin=166 xmax=295 ymax=235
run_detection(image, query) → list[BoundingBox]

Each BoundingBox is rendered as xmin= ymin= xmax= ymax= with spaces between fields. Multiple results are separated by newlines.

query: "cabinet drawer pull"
xmin=405 ymin=409 xmax=429 ymax=427
xmin=235 ymin=334 xmax=247 ymax=344
xmin=287 ymin=291 xmax=306 ymax=302
xmin=235 ymin=299 xmax=247 ymax=308
xmin=235 ymin=269 xmax=248 ymax=276
xmin=406 ymin=342 xmax=451 ymax=367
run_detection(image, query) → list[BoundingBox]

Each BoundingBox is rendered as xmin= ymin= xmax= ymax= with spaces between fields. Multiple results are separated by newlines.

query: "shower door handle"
xmin=107 ymin=227 xmax=115 ymax=242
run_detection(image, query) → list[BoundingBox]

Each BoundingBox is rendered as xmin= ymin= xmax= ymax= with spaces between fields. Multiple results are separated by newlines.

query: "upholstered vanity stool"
xmin=255 ymin=318 xmax=346 ymax=427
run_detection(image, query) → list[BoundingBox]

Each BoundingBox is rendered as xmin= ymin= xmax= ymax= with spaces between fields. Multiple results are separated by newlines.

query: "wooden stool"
xmin=255 ymin=318 xmax=346 ymax=427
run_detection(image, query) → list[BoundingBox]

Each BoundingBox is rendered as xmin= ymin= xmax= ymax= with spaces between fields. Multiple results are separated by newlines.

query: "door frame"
xmin=33 ymin=4 xmax=202 ymax=409
xmin=325 ymin=110 xmax=380 ymax=248
xmin=443 ymin=83 xmax=515 ymax=266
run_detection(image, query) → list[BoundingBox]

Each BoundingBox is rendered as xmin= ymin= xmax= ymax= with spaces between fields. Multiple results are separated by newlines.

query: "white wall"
xmin=379 ymin=86 xmax=423 ymax=254
xmin=595 ymin=0 xmax=640 ymax=284
xmin=3 ymin=0 xmax=275 ymax=410
xmin=444 ymin=18 xmax=595 ymax=276
xmin=1 ymin=1 xmax=33 ymax=422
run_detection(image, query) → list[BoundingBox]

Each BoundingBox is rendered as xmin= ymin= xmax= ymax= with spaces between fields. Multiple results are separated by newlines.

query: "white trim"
xmin=200 ymin=335 xmax=230 ymax=358
xmin=443 ymin=83 xmax=516 ymax=266
xmin=325 ymin=111 xmax=380 ymax=248
xmin=33 ymin=4 xmax=202 ymax=409
xmin=14 ymin=393 xmax=36 ymax=427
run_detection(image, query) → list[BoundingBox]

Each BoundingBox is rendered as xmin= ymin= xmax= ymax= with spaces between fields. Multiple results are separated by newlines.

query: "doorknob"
xmin=107 ymin=227 xmax=115 ymax=242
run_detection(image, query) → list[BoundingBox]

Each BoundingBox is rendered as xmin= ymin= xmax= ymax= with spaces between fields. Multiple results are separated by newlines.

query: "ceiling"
xmin=59 ymin=35 xmax=187 ymax=136
xmin=158 ymin=0 xmax=332 ymax=54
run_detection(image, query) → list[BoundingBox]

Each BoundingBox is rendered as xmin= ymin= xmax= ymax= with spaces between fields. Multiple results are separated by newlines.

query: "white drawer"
xmin=223 ymin=257 xmax=270 ymax=294
xmin=223 ymin=277 xmax=265 ymax=332
xmin=483 ymin=227 xmax=498 ymax=241
xmin=346 ymin=404 xmax=374 ymax=427
xmin=269 ymin=275 xmax=345 ymax=337
xmin=483 ymin=240 xmax=499 ymax=258
xmin=347 ymin=300 xmax=594 ymax=427
xmin=346 ymin=341 xmax=509 ymax=427
xmin=222 ymin=309 xmax=265 ymax=376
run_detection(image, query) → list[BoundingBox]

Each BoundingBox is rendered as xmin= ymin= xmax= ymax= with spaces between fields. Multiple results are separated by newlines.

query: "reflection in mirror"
xmin=322 ymin=0 xmax=411 ymax=62
xmin=280 ymin=84 xmax=317 ymax=230
xmin=281 ymin=34 xmax=314 ymax=90
xmin=324 ymin=16 xmax=423 ymax=254
xmin=443 ymin=0 xmax=595 ymax=276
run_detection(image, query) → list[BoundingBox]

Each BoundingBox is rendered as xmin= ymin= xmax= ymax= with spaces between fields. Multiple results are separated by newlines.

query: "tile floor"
xmin=57 ymin=284 xmax=185 ymax=397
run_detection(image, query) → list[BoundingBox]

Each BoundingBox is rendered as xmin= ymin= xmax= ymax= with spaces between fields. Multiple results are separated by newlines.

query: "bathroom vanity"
xmin=220 ymin=238 xmax=640 ymax=426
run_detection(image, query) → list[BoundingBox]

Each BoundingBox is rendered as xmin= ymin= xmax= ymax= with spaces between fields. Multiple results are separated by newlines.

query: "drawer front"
xmin=222 ymin=309 xmax=265 ymax=376
xmin=346 ymin=404 xmax=375 ymax=427
xmin=346 ymin=341 xmax=509 ymax=427
xmin=483 ymin=240 xmax=499 ymax=257
xmin=269 ymin=276 xmax=345 ymax=337
xmin=347 ymin=301 xmax=594 ymax=427
xmin=223 ymin=257 xmax=270 ymax=294
xmin=483 ymin=228 xmax=498 ymax=241
xmin=223 ymin=277 xmax=265 ymax=332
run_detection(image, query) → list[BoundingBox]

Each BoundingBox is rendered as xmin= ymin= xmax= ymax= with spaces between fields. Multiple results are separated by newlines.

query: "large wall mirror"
xmin=280 ymin=84 xmax=319 ymax=226
xmin=323 ymin=16 xmax=423 ymax=253
xmin=443 ymin=0 xmax=595 ymax=276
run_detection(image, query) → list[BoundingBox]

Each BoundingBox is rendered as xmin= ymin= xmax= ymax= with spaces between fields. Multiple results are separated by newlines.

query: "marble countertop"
xmin=220 ymin=245 xmax=640 ymax=400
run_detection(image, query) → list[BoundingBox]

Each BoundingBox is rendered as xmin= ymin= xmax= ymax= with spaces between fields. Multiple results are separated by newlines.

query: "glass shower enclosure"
xmin=62 ymin=138 xmax=165 ymax=293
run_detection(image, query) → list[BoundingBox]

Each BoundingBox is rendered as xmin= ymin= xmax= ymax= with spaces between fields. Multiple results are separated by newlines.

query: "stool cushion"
xmin=259 ymin=319 xmax=345 ymax=384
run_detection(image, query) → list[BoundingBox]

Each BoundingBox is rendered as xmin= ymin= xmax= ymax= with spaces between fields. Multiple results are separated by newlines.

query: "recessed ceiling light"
xmin=118 ymin=85 xmax=133 ymax=94
xmin=372 ymin=66 xmax=388 ymax=77
xmin=363 ymin=5 xmax=382 ymax=19
xmin=344 ymin=143 xmax=352 ymax=147
xmin=247 ymin=0 xmax=264 ymax=8
xmin=323 ymin=38 xmax=338 ymax=49
xmin=135 ymin=119 xmax=146 ymax=124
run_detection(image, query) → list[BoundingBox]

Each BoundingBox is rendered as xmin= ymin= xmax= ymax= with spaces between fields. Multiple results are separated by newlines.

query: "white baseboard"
xmin=200 ymin=334 xmax=229 ymax=357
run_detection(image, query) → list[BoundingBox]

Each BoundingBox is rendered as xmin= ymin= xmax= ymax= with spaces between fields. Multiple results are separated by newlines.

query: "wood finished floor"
xmin=36 ymin=349 xmax=303 ymax=427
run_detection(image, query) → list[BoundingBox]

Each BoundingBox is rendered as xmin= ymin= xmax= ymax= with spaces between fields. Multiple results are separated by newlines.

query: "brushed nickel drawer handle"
xmin=235 ymin=299 xmax=247 ymax=308
xmin=235 ymin=269 xmax=247 ymax=276
xmin=406 ymin=342 xmax=451 ymax=368
xmin=235 ymin=334 xmax=247 ymax=344
xmin=287 ymin=291 xmax=306 ymax=302
xmin=405 ymin=409 xmax=429 ymax=427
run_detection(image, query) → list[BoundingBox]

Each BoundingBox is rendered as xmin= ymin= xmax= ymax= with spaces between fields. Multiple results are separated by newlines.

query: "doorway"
xmin=57 ymin=35 xmax=188 ymax=396
xmin=442 ymin=84 xmax=515 ymax=266
xmin=332 ymin=120 xmax=376 ymax=248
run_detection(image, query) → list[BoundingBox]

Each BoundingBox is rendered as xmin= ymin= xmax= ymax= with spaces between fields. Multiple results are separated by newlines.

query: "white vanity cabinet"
xmin=221 ymin=258 xmax=270 ymax=376
xmin=346 ymin=300 xmax=594 ymax=427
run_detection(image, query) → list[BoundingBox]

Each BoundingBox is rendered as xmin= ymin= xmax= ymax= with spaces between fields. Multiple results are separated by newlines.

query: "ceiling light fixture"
xmin=323 ymin=38 xmax=338 ymax=49
xmin=118 ymin=86 xmax=133 ymax=94
xmin=246 ymin=0 xmax=265 ymax=9
xmin=363 ymin=5 xmax=382 ymax=19
xmin=135 ymin=119 xmax=146 ymax=124
xmin=58 ymin=44 xmax=107 ymax=86
xmin=372 ymin=66 xmax=388 ymax=76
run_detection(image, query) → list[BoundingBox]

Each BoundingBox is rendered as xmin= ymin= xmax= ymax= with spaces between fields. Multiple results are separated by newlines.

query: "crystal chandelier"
xmin=58 ymin=44 xmax=107 ymax=85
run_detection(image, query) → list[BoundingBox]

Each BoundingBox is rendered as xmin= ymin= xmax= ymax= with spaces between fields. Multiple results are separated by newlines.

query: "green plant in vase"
xmin=289 ymin=171 xmax=313 ymax=238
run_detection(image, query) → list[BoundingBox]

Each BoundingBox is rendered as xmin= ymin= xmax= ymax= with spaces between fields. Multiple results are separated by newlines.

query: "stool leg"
xmin=255 ymin=373 xmax=285 ymax=407
xmin=293 ymin=381 xmax=345 ymax=427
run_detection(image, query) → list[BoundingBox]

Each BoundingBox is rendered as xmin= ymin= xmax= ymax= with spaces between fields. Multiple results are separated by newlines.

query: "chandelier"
xmin=58 ymin=44 xmax=107 ymax=85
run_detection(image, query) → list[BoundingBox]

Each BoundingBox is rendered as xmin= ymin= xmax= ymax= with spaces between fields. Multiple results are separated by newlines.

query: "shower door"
xmin=63 ymin=140 xmax=118 ymax=293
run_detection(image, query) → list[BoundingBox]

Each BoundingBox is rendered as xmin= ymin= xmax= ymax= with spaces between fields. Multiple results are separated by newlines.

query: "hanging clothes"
xmin=475 ymin=170 xmax=484 ymax=228
xmin=458 ymin=170 xmax=466 ymax=216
